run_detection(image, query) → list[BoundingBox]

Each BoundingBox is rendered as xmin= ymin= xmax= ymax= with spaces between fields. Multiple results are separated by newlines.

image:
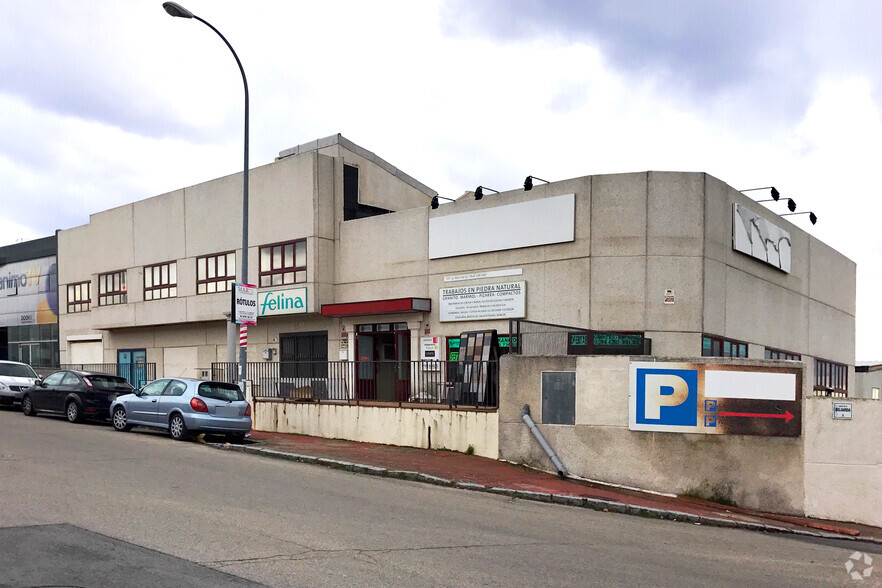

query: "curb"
xmin=216 ymin=442 xmax=881 ymax=545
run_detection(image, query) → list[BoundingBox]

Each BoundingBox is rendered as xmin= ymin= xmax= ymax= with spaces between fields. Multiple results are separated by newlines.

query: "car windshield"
xmin=198 ymin=382 xmax=244 ymax=402
xmin=0 ymin=363 xmax=38 ymax=378
xmin=85 ymin=375 xmax=134 ymax=390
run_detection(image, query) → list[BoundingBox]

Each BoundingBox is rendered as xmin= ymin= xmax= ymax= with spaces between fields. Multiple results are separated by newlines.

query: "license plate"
xmin=215 ymin=406 xmax=239 ymax=417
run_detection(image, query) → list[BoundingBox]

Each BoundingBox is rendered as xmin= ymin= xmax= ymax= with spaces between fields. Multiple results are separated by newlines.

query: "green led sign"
xmin=594 ymin=333 xmax=643 ymax=347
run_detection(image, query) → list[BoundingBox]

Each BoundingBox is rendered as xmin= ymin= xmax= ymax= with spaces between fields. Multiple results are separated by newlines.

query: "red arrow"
xmin=718 ymin=410 xmax=795 ymax=423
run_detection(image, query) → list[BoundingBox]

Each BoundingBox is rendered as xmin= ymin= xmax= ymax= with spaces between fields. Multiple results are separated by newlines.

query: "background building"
xmin=0 ymin=235 xmax=58 ymax=368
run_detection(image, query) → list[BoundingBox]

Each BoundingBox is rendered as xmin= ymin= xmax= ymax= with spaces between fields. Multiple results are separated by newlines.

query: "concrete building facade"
xmin=56 ymin=134 xmax=857 ymax=440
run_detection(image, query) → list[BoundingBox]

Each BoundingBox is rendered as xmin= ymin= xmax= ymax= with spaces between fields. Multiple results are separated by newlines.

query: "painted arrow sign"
xmin=718 ymin=410 xmax=795 ymax=423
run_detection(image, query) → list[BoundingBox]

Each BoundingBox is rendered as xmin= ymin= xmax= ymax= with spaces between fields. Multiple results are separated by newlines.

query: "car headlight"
xmin=0 ymin=383 xmax=8 ymax=391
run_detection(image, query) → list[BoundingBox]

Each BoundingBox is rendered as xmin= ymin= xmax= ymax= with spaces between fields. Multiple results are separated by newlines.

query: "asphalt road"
xmin=0 ymin=407 xmax=874 ymax=587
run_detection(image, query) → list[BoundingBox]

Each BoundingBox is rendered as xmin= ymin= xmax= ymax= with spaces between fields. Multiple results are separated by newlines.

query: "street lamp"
xmin=162 ymin=2 xmax=250 ymax=391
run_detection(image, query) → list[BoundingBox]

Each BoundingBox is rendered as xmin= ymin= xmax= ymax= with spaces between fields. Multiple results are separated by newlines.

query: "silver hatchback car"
xmin=110 ymin=378 xmax=251 ymax=442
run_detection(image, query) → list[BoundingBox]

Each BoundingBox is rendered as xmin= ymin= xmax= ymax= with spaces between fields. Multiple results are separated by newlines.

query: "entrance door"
xmin=278 ymin=331 xmax=328 ymax=398
xmin=355 ymin=323 xmax=410 ymax=401
xmin=118 ymin=349 xmax=147 ymax=388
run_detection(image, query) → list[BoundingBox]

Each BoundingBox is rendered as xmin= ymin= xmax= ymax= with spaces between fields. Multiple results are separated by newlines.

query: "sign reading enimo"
xmin=258 ymin=286 xmax=307 ymax=317
xmin=732 ymin=203 xmax=791 ymax=273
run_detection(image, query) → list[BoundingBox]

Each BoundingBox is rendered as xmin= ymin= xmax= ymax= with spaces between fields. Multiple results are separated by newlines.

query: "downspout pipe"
xmin=521 ymin=405 xmax=568 ymax=479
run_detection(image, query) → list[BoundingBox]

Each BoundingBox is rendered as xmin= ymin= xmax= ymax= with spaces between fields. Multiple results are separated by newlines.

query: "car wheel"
xmin=112 ymin=407 xmax=132 ymax=432
xmin=169 ymin=413 xmax=189 ymax=441
xmin=66 ymin=400 xmax=82 ymax=423
xmin=21 ymin=395 xmax=36 ymax=417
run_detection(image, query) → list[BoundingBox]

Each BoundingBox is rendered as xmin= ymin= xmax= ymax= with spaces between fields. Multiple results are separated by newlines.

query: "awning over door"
xmin=320 ymin=297 xmax=431 ymax=317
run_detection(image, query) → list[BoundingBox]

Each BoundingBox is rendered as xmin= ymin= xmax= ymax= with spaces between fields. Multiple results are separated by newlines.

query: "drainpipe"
xmin=521 ymin=405 xmax=568 ymax=479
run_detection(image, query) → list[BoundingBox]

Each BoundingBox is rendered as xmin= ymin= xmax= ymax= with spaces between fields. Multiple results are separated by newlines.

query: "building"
xmin=0 ymin=235 xmax=59 ymax=368
xmin=57 ymin=133 xmax=855 ymax=399
xmin=855 ymin=362 xmax=882 ymax=399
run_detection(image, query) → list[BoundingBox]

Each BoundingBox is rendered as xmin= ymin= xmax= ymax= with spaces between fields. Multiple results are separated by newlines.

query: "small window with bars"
xmin=144 ymin=261 xmax=177 ymax=301
xmin=259 ymin=239 xmax=306 ymax=287
xmin=98 ymin=270 xmax=127 ymax=306
xmin=197 ymin=252 xmax=236 ymax=294
xmin=67 ymin=281 xmax=91 ymax=313
xmin=702 ymin=334 xmax=748 ymax=358
xmin=814 ymin=358 xmax=847 ymax=396
xmin=764 ymin=347 xmax=801 ymax=361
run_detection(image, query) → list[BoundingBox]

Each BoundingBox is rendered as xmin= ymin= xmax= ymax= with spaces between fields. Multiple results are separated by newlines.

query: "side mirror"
xmin=35 ymin=379 xmax=42 ymax=387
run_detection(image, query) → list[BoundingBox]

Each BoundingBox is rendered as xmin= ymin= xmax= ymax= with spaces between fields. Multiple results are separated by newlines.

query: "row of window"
xmin=701 ymin=334 xmax=847 ymax=392
xmin=66 ymin=240 xmax=307 ymax=313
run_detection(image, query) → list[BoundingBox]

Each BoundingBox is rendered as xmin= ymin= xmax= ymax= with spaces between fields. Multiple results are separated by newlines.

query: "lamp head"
xmin=787 ymin=198 xmax=796 ymax=212
xmin=524 ymin=176 xmax=533 ymax=191
xmin=431 ymin=196 xmax=439 ymax=209
xmin=770 ymin=187 xmax=780 ymax=201
xmin=163 ymin=2 xmax=194 ymax=18
xmin=475 ymin=187 xmax=483 ymax=200
xmin=809 ymin=212 xmax=817 ymax=225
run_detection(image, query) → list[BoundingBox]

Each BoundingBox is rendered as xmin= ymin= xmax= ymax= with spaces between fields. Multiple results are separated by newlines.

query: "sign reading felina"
xmin=439 ymin=281 xmax=526 ymax=322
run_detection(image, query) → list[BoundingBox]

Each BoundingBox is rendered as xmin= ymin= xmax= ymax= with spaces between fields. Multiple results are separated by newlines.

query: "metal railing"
xmin=211 ymin=360 xmax=498 ymax=408
xmin=36 ymin=363 xmax=157 ymax=388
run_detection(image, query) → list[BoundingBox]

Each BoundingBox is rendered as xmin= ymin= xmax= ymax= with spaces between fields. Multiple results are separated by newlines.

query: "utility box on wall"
xmin=541 ymin=371 xmax=576 ymax=425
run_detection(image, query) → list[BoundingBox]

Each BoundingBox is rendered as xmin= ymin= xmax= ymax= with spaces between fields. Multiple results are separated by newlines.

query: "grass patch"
xmin=682 ymin=481 xmax=737 ymax=507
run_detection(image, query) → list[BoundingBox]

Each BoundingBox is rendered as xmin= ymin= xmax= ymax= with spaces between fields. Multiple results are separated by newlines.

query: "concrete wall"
xmin=254 ymin=402 xmax=499 ymax=459
xmin=497 ymin=354 xmax=807 ymax=514
xmin=803 ymin=397 xmax=882 ymax=527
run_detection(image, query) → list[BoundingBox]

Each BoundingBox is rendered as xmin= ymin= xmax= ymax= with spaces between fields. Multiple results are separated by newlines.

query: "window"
xmin=343 ymin=164 xmax=392 ymax=220
xmin=197 ymin=252 xmax=236 ymax=294
xmin=765 ymin=347 xmax=801 ymax=361
xmin=144 ymin=261 xmax=177 ymax=301
xmin=702 ymin=335 xmax=748 ymax=358
xmin=814 ymin=358 xmax=847 ymax=396
xmin=872 ymin=387 xmax=879 ymax=400
xmin=164 ymin=380 xmax=188 ymax=397
xmin=41 ymin=371 xmax=65 ymax=386
xmin=99 ymin=270 xmax=127 ymax=306
xmin=259 ymin=240 xmax=306 ymax=287
xmin=67 ymin=281 xmax=91 ymax=313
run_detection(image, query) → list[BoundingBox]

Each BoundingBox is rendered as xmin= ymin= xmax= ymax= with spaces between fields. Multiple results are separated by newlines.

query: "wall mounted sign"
xmin=429 ymin=194 xmax=575 ymax=259
xmin=258 ymin=286 xmax=307 ymax=317
xmin=629 ymin=361 xmax=801 ymax=437
xmin=0 ymin=255 xmax=57 ymax=326
xmin=664 ymin=289 xmax=675 ymax=304
xmin=439 ymin=281 xmax=526 ymax=322
xmin=444 ymin=268 xmax=523 ymax=283
xmin=832 ymin=402 xmax=853 ymax=420
xmin=732 ymin=203 xmax=792 ymax=273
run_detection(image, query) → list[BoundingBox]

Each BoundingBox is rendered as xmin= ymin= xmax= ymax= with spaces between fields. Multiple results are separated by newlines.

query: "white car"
xmin=0 ymin=360 xmax=39 ymax=406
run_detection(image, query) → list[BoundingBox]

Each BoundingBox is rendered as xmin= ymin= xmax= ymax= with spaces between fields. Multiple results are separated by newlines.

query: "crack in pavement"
xmin=204 ymin=540 xmax=576 ymax=568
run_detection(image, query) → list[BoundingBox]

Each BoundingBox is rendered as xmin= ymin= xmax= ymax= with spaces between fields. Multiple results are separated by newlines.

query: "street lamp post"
xmin=162 ymin=2 xmax=250 ymax=392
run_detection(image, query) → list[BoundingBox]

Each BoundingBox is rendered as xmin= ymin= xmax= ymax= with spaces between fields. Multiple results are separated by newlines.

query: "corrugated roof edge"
xmin=278 ymin=133 xmax=438 ymax=198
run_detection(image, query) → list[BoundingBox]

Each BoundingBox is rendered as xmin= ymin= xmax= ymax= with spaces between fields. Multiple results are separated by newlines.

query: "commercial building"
xmin=51 ymin=134 xmax=877 ymax=524
xmin=57 ymin=134 xmax=855 ymax=397
xmin=0 ymin=235 xmax=59 ymax=368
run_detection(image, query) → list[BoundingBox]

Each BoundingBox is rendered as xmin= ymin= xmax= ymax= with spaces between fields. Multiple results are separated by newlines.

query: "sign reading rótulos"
xmin=231 ymin=283 xmax=257 ymax=325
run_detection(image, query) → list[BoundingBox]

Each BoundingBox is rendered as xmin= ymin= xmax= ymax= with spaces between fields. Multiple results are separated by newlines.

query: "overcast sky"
xmin=3 ymin=1 xmax=881 ymax=359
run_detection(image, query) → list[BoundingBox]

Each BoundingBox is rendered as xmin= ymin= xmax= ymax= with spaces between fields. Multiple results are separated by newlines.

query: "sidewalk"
xmin=218 ymin=431 xmax=882 ymax=544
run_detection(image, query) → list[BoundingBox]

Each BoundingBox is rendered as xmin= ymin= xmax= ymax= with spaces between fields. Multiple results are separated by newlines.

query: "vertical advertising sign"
xmin=231 ymin=283 xmax=257 ymax=325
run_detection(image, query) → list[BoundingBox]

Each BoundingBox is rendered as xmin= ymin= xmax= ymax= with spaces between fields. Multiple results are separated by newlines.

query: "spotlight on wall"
xmin=524 ymin=176 xmax=549 ymax=191
xmin=781 ymin=211 xmax=818 ymax=225
xmin=474 ymin=186 xmax=499 ymax=201
xmin=740 ymin=186 xmax=779 ymax=201
xmin=430 ymin=195 xmax=455 ymax=209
